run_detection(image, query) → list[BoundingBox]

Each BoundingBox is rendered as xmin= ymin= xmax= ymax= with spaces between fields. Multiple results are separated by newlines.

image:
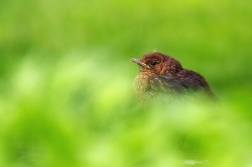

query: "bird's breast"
xmin=133 ymin=72 xmax=156 ymax=103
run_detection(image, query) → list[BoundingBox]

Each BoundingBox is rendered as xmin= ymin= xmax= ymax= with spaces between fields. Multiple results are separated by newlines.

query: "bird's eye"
xmin=150 ymin=61 xmax=158 ymax=66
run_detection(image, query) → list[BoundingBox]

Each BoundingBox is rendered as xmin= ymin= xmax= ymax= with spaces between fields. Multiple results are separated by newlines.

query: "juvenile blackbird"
xmin=131 ymin=52 xmax=216 ymax=104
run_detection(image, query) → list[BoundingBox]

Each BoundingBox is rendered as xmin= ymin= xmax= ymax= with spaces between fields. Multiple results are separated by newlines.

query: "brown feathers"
xmin=131 ymin=52 xmax=216 ymax=103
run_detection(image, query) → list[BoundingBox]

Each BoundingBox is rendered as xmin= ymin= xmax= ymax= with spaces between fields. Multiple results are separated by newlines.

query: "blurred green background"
xmin=1 ymin=0 xmax=252 ymax=166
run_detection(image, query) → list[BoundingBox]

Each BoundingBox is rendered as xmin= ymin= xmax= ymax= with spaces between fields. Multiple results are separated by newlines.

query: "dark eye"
xmin=150 ymin=61 xmax=158 ymax=66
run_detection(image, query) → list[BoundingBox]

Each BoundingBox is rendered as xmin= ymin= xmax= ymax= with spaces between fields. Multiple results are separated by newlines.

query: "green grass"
xmin=0 ymin=0 xmax=252 ymax=166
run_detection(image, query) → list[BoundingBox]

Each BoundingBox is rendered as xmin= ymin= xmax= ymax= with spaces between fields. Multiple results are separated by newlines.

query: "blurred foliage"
xmin=0 ymin=0 xmax=252 ymax=166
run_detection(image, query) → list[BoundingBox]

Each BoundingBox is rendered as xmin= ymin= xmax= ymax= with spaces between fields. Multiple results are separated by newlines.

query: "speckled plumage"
xmin=131 ymin=52 xmax=216 ymax=103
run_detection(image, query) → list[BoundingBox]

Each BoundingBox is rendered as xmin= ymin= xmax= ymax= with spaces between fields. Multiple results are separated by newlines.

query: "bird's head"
xmin=131 ymin=52 xmax=183 ymax=76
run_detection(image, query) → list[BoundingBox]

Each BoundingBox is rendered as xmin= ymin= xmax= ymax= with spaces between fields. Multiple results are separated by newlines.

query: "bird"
xmin=131 ymin=52 xmax=216 ymax=104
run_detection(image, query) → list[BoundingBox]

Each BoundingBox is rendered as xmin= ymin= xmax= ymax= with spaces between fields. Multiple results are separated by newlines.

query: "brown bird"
xmin=131 ymin=52 xmax=216 ymax=104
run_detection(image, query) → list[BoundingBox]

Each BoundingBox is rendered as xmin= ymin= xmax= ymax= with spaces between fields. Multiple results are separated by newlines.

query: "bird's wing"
xmin=148 ymin=75 xmax=187 ymax=94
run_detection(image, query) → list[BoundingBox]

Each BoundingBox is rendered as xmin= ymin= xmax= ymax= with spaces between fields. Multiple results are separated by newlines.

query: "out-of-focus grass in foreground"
xmin=1 ymin=0 xmax=252 ymax=166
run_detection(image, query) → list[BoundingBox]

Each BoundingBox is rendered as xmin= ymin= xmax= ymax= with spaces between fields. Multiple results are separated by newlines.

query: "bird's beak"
xmin=130 ymin=58 xmax=150 ymax=69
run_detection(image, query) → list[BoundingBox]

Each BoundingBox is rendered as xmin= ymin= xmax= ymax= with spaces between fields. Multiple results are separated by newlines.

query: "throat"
xmin=133 ymin=73 xmax=154 ymax=103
